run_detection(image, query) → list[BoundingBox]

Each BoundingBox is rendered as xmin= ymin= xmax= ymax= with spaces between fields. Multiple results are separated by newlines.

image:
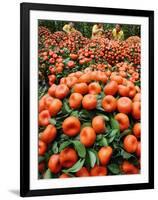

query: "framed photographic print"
xmin=20 ymin=2 xmax=154 ymax=197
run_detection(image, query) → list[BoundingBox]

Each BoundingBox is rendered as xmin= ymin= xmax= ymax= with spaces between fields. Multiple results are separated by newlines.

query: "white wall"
xmin=0 ymin=0 xmax=157 ymax=199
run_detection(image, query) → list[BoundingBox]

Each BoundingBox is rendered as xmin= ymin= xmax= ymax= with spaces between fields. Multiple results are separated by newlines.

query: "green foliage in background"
xmin=39 ymin=20 xmax=140 ymax=39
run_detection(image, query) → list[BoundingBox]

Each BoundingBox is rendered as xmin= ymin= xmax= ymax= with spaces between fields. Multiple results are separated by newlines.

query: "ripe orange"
xmin=48 ymin=84 xmax=57 ymax=97
xmin=80 ymin=127 xmax=96 ymax=147
xmin=123 ymin=135 xmax=138 ymax=153
xmin=90 ymin=165 xmax=107 ymax=176
xmin=59 ymin=147 xmax=78 ymax=168
xmin=117 ymin=97 xmax=132 ymax=114
xmin=92 ymin=116 xmax=106 ymax=134
xmin=38 ymin=162 xmax=45 ymax=174
xmin=98 ymin=146 xmax=113 ymax=165
xmin=44 ymin=96 xmax=54 ymax=109
xmin=88 ymin=82 xmax=101 ymax=95
xmin=38 ymin=110 xmax=51 ymax=126
xmin=73 ymin=83 xmax=88 ymax=95
xmin=102 ymin=95 xmax=117 ymax=112
xmin=48 ymin=98 xmax=62 ymax=116
xmin=97 ymin=72 xmax=108 ymax=84
xmin=55 ymin=84 xmax=69 ymax=99
xmin=76 ymin=167 xmax=90 ymax=177
xmin=121 ymin=160 xmax=139 ymax=174
xmin=104 ymin=81 xmax=118 ymax=96
xmin=114 ymin=113 xmax=130 ymax=131
xmin=39 ymin=124 xmax=57 ymax=144
xmin=62 ymin=116 xmax=81 ymax=136
xmin=48 ymin=154 xmax=62 ymax=174
xmin=110 ymin=75 xmax=123 ymax=84
xmin=69 ymin=93 xmax=83 ymax=109
xmin=133 ymin=123 xmax=141 ymax=138
xmin=132 ymin=102 xmax=141 ymax=120
xmin=78 ymin=73 xmax=91 ymax=84
xmin=38 ymin=140 xmax=47 ymax=156
xmin=118 ymin=85 xmax=129 ymax=97
xmin=133 ymin=93 xmax=141 ymax=102
xmin=39 ymin=95 xmax=47 ymax=113
xmin=136 ymin=141 xmax=141 ymax=157
xmin=67 ymin=60 xmax=75 ymax=68
xmin=66 ymin=76 xmax=78 ymax=88
xmin=82 ymin=94 xmax=97 ymax=110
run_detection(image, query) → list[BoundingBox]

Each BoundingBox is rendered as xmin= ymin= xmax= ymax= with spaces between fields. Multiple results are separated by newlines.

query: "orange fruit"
xmin=59 ymin=147 xmax=78 ymax=168
xmin=73 ymin=83 xmax=88 ymax=95
xmin=117 ymin=97 xmax=132 ymax=114
xmin=38 ymin=140 xmax=47 ymax=156
xmin=48 ymin=154 xmax=62 ymax=174
xmin=136 ymin=141 xmax=141 ymax=157
xmin=38 ymin=110 xmax=51 ymax=126
xmin=123 ymin=135 xmax=138 ymax=153
xmin=110 ymin=75 xmax=123 ymax=84
xmin=39 ymin=124 xmax=57 ymax=144
xmin=38 ymin=162 xmax=45 ymax=174
xmin=62 ymin=116 xmax=81 ymax=136
xmin=132 ymin=102 xmax=141 ymax=120
xmin=104 ymin=81 xmax=118 ymax=96
xmin=76 ymin=167 xmax=90 ymax=177
xmin=66 ymin=76 xmax=78 ymax=88
xmin=98 ymin=146 xmax=113 ymax=165
xmin=133 ymin=93 xmax=141 ymax=102
xmin=78 ymin=73 xmax=91 ymax=84
xmin=102 ymin=95 xmax=117 ymax=112
xmin=69 ymin=93 xmax=83 ymax=109
xmin=48 ymin=84 xmax=57 ymax=97
xmin=88 ymin=82 xmax=101 ymax=95
xmin=55 ymin=84 xmax=69 ymax=99
xmin=82 ymin=94 xmax=97 ymax=110
xmin=121 ymin=160 xmax=139 ymax=174
xmin=133 ymin=123 xmax=141 ymax=138
xmin=114 ymin=113 xmax=130 ymax=131
xmin=118 ymin=85 xmax=129 ymax=97
xmin=92 ymin=116 xmax=106 ymax=134
xmin=48 ymin=98 xmax=62 ymax=116
xmin=90 ymin=165 xmax=107 ymax=176
xmin=80 ymin=127 xmax=96 ymax=147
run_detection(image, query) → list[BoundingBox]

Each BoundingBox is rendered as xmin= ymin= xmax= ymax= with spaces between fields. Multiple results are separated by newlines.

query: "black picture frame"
xmin=20 ymin=2 xmax=154 ymax=197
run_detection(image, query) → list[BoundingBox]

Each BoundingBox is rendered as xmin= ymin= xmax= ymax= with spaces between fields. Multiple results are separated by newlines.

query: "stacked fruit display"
xmin=38 ymin=26 xmax=141 ymax=179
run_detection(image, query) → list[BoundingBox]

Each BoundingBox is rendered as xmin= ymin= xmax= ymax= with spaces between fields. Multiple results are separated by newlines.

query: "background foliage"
xmin=39 ymin=20 xmax=140 ymax=39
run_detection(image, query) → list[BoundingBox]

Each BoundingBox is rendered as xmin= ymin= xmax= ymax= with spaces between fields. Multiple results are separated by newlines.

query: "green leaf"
xmin=119 ymin=129 xmax=132 ymax=139
xmin=62 ymin=100 xmax=72 ymax=114
xmin=43 ymin=169 xmax=52 ymax=179
xmin=71 ymin=140 xmax=86 ymax=158
xmin=49 ymin=118 xmax=56 ymax=125
xmin=62 ymin=159 xmax=85 ymax=173
xmin=96 ymin=134 xmax=103 ymax=141
xmin=98 ymin=136 xmax=108 ymax=146
xmin=90 ymin=149 xmax=100 ymax=165
xmin=63 ymin=57 xmax=70 ymax=64
xmin=108 ymin=129 xmax=119 ymax=143
xmin=79 ymin=109 xmax=91 ymax=119
xmin=71 ymin=110 xmax=79 ymax=117
xmin=110 ymin=117 xmax=120 ymax=130
xmin=81 ymin=122 xmax=91 ymax=129
xmin=38 ymin=156 xmax=45 ymax=163
xmin=59 ymin=141 xmax=71 ymax=152
xmin=121 ymin=149 xmax=134 ymax=159
xmin=52 ymin=141 xmax=58 ymax=154
xmin=108 ymin=163 xmax=120 ymax=175
xmin=87 ymin=149 xmax=97 ymax=168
